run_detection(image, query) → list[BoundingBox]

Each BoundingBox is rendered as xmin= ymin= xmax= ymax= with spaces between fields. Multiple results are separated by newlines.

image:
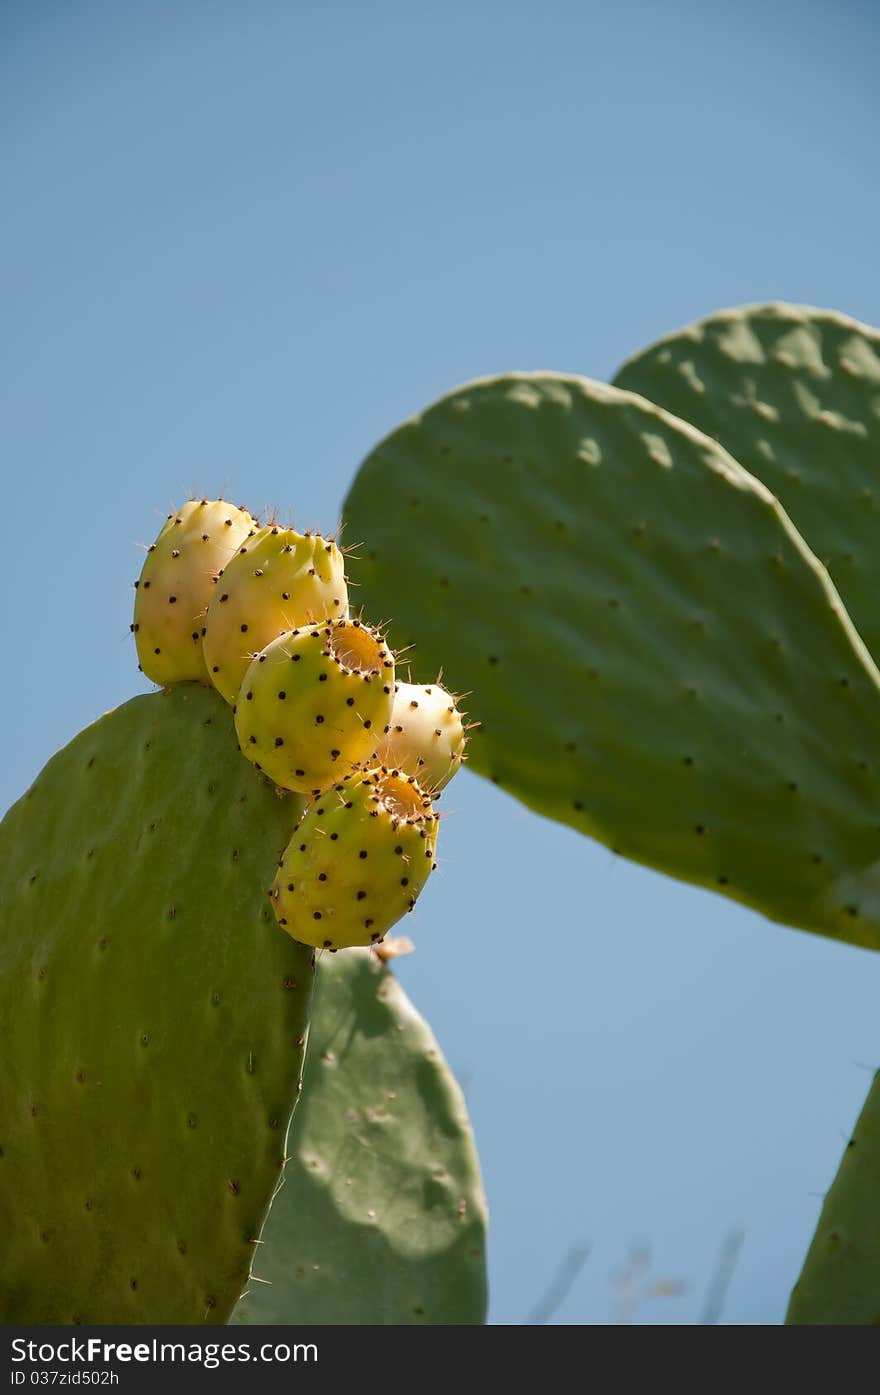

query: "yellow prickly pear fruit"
xmin=202 ymin=525 xmax=348 ymax=705
xmin=271 ymin=767 xmax=439 ymax=950
xmin=234 ymin=618 xmax=394 ymax=794
xmin=377 ymin=680 xmax=466 ymax=793
xmin=133 ymin=499 xmax=257 ymax=686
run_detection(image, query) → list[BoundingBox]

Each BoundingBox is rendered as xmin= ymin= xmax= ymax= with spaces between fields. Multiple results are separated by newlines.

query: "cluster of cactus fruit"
xmin=132 ymin=502 xmax=466 ymax=951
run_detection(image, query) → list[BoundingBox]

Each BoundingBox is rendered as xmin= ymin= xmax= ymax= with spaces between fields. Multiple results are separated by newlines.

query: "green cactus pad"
xmin=614 ymin=303 xmax=880 ymax=662
xmin=343 ymin=373 xmax=880 ymax=947
xmin=0 ymin=685 xmax=313 ymax=1324
xmin=231 ymin=948 xmax=487 ymax=1324
xmin=787 ymin=1070 xmax=880 ymax=1324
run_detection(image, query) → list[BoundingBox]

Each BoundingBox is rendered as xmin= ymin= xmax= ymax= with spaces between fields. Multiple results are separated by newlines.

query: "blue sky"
xmin=3 ymin=0 xmax=879 ymax=1323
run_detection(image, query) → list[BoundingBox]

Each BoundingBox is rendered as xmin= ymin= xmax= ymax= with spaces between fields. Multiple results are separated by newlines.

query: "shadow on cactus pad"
xmin=232 ymin=947 xmax=488 ymax=1325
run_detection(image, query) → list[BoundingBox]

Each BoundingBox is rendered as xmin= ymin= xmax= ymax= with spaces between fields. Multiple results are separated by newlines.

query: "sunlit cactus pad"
xmin=0 ymin=685 xmax=313 ymax=1323
xmin=615 ymin=303 xmax=880 ymax=662
xmin=344 ymin=372 xmax=880 ymax=946
xmin=232 ymin=948 xmax=488 ymax=1324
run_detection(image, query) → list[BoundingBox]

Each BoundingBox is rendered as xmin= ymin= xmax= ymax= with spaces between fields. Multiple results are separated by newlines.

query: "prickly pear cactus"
xmin=787 ymin=1070 xmax=880 ymax=1324
xmin=272 ymin=768 xmax=438 ymax=949
xmin=134 ymin=499 xmax=257 ymax=685
xmin=343 ymin=372 xmax=880 ymax=948
xmin=231 ymin=948 xmax=487 ymax=1325
xmin=0 ymin=685 xmax=313 ymax=1324
xmin=235 ymin=619 xmax=395 ymax=794
xmin=614 ymin=304 xmax=880 ymax=662
xmin=203 ymin=525 xmax=348 ymax=705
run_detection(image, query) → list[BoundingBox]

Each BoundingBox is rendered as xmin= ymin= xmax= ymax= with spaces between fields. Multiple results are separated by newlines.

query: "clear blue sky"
xmin=3 ymin=0 xmax=879 ymax=1324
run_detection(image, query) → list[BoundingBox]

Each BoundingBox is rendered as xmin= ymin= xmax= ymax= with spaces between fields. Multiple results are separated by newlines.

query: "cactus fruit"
xmin=343 ymin=371 xmax=880 ymax=949
xmin=202 ymin=525 xmax=349 ymax=705
xmin=271 ymin=767 xmax=438 ymax=950
xmin=614 ymin=304 xmax=880 ymax=664
xmin=133 ymin=499 xmax=257 ymax=686
xmin=0 ymin=684 xmax=313 ymax=1323
xmin=231 ymin=949 xmax=488 ymax=1325
xmin=234 ymin=618 xmax=395 ymax=794
xmin=377 ymin=680 xmax=466 ymax=793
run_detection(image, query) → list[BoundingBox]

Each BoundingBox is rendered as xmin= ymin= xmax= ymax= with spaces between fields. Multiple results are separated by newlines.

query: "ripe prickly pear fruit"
xmin=271 ymin=767 xmax=439 ymax=949
xmin=202 ymin=525 xmax=349 ymax=705
xmin=235 ymin=618 xmax=395 ymax=794
xmin=377 ymin=680 xmax=466 ymax=793
xmin=133 ymin=499 xmax=257 ymax=686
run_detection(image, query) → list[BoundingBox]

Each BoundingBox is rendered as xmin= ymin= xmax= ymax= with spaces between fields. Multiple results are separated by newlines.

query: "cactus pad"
xmin=272 ymin=768 xmax=438 ymax=949
xmin=0 ymin=685 xmax=313 ymax=1323
xmin=203 ymin=526 xmax=348 ymax=705
xmin=614 ymin=303 xmax=880 ymax=662
xmin=787 ymin=1070 xmax=880 ymax=1324
xmin=343 ymin=372 xmax=880 ymax=947
xmin=232 ymin=948 xmax=487 ymax=1324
